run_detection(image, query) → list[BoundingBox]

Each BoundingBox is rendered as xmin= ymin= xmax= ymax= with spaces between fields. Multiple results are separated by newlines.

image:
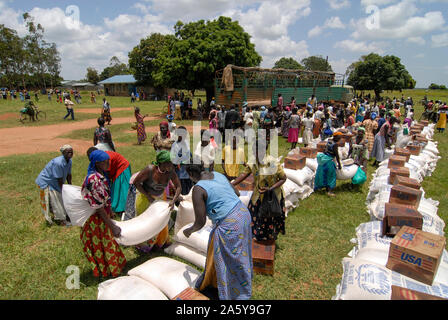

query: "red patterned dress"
xmin=81 ymin=172 xmax=126 ymax=277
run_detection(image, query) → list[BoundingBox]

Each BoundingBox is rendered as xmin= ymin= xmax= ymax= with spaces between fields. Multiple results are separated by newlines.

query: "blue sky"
xmin=1 ymin=0 xmax=447 ymax=87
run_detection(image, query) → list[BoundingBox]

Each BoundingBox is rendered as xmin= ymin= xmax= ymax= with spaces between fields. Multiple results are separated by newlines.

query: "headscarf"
xmin=371 ymin=112 xmax=377 ymax=120
xmin=160 ymin=121 xmax=170 ymax=138
xmin=85 ymin=150 xmax=110 ymax=187
xmin=60 ymin=144 xmax=73 ymax=153
xmin=333 ymin=131 xmax=343 ymax=136
xmin=153 ymin=150 xmax=172 ymax=166
xmin=357 ymin=127 xmax=366 ymax=133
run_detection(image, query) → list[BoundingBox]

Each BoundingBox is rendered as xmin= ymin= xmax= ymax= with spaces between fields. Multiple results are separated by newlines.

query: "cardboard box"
xmin=236 ymin=174 xmax=254 ymax=191
xmin=410 ymin=128 xmax=422 ymax=135
xmin=172 ymin=287 xmax=210 ymax=300
xmin=389 ymin=184 xmax=422 ymax=208
xmin=391 ymin=286 xmax=447 ymax=300
xmin=387 ymin=155 xmax=407 ymax=169
xmin=419 ymin=120 xmax=429 ymax=127
xmin=413 ymin=134 xmax=428 ymax=144
xmin=412 ymin=124 xmax=425 ymax=130
xmin=388 ymin=167 xmax=410 ymax=185
xmin=284 ymin=154 xmax=306 ymax=170
xmin=252 ymin=240 xmax=275 ymax=276
xmin=392 ymin=175 xmax=421 ymax=190
xmin=316 ymin=141 xmax=327 ymax=152
xmin=382 ymin=203 xmax=423 ymax=237
xmin=406 ymin=144 xmax=422 ymax=156
xmin=299 ymin=147 xmax=318 ymax=159
xmin=394 ymin=148 xmax=411 ymax=162
xmin=387 ymin=226 xmax=446 ymax=285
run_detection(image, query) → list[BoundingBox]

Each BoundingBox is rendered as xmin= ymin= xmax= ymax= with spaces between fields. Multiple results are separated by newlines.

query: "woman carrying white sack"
xmin=183 ymin=163 xmax=253 ymax=300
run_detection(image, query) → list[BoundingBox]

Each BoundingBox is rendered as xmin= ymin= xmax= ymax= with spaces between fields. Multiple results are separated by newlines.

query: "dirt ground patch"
xmin=0 ymin=113 xmax=19 ymax=121
xmin=0 ymin=116 xmax=158 ymax=157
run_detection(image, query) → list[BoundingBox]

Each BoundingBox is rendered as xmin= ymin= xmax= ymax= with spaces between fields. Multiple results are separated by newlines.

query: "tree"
xmin=273 ymin=57 xmax=303 ymax=70
xmin=128 ymin=33 xmax=177 ymax=85
xmin=301 ymin=55 xmax=333 ymax=72
xmin=151 ymin=16 xmax=262 ymax=103
xmin=100 ymin=56 xmax=130 ymax=80
xmin=346 ymin=53 xmax=416 ymax=100
xmin=86 ymin=67 xmax=100 ymax=84
xmin=429 ymin=83 xmax=447 ymax=90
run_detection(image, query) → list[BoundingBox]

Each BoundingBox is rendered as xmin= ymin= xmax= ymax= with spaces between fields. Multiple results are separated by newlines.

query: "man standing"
xmin=36 ymin=145 xmax=73 ymax=225
xmin=63 ymin=97 xmax=75 ymax=120
xmin=224 ymin=105 xmax=241 ymax=140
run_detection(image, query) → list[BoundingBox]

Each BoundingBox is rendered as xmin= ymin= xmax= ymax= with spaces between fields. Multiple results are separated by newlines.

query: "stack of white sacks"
xmin=333 ymin=123 xmax=448 ymax=300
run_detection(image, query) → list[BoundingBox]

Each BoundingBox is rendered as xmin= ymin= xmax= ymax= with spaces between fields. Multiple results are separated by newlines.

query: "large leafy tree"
xmin=100 ymin=56 xmax=130 ymax=80
xmin=151 ymin=16 xmax=262 ymax=103
xmin=273 ymin=57 xmax=303 ymax=70
xmin=301 ymin=55 xmax=333 ymax=72
xmin=128 ymin=33 xmax=176 ymax=85
xmin=85 ymin=67 xmax=100 ymax=84
xmin=346 ymin=53 xmax=416 ymax=99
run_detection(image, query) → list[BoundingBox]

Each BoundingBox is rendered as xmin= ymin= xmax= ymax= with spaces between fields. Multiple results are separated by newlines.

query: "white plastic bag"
xmin=97 ymin=276 xmax=168 ymax=300
xmin=173 ymin=223 xmax=212 ymax=254
xmin=164 ymin=242 xmax=206 ymax=269
xmin=305 ymin=158 xmax=318 ymax=172
xmin=113 ymin=201 xmax=170 ymax=246
xmin=283 ymin=166 xmax=315 ymax=186
xmin=336 ymin=164 xmax=359 ymax=180
xmin=61 ymin=184 xmax=95 ymax=227
xmin=128 ymin=257 xmax=202 ymax=299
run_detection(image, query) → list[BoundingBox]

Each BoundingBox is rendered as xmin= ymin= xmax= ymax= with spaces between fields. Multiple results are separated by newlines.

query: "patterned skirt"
xmin=102 ymin=109 xmax=112 ymax=123
xmin=195 ymin=201 xmax=253 ymax=300
xmin=80 ymin=213 xmax=127 ymax=278
xmin=247 ymin=196 xmax=286 ymax=242
xmin=137 ymin=123 xmax=146 ymax=142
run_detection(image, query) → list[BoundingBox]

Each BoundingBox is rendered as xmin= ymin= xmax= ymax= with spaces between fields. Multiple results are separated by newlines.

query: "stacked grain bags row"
xmin=333 ymin=121 xmax=448 ymax=300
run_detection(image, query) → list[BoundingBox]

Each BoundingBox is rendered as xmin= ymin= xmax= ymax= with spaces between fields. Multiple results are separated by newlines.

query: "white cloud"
xmin=308 ymin=16 xmax=345 ymax=38
xmin=431 ymin=33 xmax=448 ymax=47
xmin=326 ymin=0 xmax=350 ymax=9
xmin=334 ymin=39 xmax=386 ymax=53
xmin=414 ymin=53 xmax=425 ymax=58
xmin=407 ymin=37 xmax=426 ymax=45
xmin=351 ymin=0 xmax=445 ymax=41
xmin=329 ymin=58 xmax=352 ymax=75
xmin=308 ymin=25 xmax=323 ymax=37
xmin=360 ymin=0 xmax=398 ymax=6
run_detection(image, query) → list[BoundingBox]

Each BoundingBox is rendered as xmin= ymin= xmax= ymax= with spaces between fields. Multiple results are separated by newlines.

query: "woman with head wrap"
xmin=302 ymin=112 xmax=314 ymax=147
xmin=314 ymin=132 xmax=344 ymax=197
xmin=94 ymin=117 xmax=115 ymax=151
xmin=123 ymin=150 xmax=182 ymax=252
xmin=80 ymin=150 xmax=126 ymax=278
xmin=35 ymin=145 xmax=73 ymax=225
xmin=281 ymin=106 xmax=292 ymax=138
xmin=362 ymin=111 xmax=378 ymax=156
xmin=151 ymin=121 xmax=174 ymax=152
xmin=371 ymin=116 xmax=400 ymax=166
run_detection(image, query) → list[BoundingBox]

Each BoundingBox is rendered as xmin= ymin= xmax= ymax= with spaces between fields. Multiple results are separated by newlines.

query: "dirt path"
xmin=0 ymin=116 xmax=158 ymax=157
xmin=76 ymin=107 xmax=134 ymax=114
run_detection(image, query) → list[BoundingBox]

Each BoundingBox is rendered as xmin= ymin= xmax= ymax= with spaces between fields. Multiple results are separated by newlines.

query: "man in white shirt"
xmin=194 ymin=130 xmax=216 ymax=171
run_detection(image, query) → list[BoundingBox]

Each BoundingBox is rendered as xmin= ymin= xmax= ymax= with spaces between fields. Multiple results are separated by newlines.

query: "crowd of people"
xmin=31 ymin=90 xmax=447 ymax=300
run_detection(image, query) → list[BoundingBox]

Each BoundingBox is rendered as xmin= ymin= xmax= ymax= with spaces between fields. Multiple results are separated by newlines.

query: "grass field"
xmin=0 ymin=89 xmax=447 ymax=299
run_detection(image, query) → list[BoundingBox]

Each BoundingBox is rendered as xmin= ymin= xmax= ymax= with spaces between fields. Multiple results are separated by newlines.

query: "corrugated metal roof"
xmin=98 ymin=75 xmax=136 ymax=84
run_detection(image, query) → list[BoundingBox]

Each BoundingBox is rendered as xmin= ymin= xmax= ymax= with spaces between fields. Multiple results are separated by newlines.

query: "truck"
xmin=214 ymin=65 xmax=354 ymax=107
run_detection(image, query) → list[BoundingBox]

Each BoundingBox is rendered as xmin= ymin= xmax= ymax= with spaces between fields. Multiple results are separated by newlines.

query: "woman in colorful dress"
xmin=81 ymin=150 xmax=126 ymax=278
xmin=134 ymin=107 xmax=148 ymax=145
xmin=281 ymin=106 xmax=292 ymax=138
xmin=314 ymin=132 xmax=344 ymax=197
xmin=232 ymin=140 xmax=287 ymax=244
xmin=436 ymin=103 xmax=447 ymax=133
xmin=151 ymin=121 xmax=174 ymax=153
xmin=123 ymin=150 xmax=182 ymax=252
xmin=93 ymin=117 xmax=115 ymax=151
xmin=184 ymin=163 xmax=252 ymax=300
xmin=287 ymin=108 xmax=301 ymax=150
xmin=362 ymin=111 xmax=378 ymax=156
xmin=302 ymin=111 xmax=314 ymax=147
xmin=102 ymin=102 xmax=112 ymax=125
xmin=371 ymin=116 xmax=399 ymax=166
xmin=349 ymin=127 xmax=368 ymax=174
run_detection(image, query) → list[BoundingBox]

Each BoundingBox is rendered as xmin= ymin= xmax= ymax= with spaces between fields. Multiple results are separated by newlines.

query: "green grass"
xmin=0 ymin=89 xmax=446 ymax=299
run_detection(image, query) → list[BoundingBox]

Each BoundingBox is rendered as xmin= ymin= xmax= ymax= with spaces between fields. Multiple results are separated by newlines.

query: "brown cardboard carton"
xmin=252 ymin=240 xmax=275 ymax=276
xmin=419 ymin=120 xmax=429 ymax=127
xmin=394 ymin=148 xmax=411 ymax=162
xmin=412 ymin=124 xmax=425 ymax=130
xmin=172 ymin=287 xmax=210 ymax=300
xmin=236 ymin=174 xmax=254 ymax=191
xmin=388 ymin=167 xmax=410 ymax=185
xmin=284 ymin=154 xmax=306 ymax=170
xmin=299 ymin=147 xmax=318 ymax=159
xmin=317 ymin=141 xmax=327 ymax=152
xmin=392 ymin=175 xmax=421 ymax=190
xmin=413 ymin=134 xmax=428 ymax=144
xmin=382 ymin=203 xmax=423 ymax=237
xmin=391 ymin=286 xmax=447 ymax=300
xmin=386 ymin=226 xmax=446 ymax=285
xmin=406 ymin=144 xmax=422 ymax=156
xmin=389 ymin=184 xmax=422 ymax=208
xmin=410 ymin=128 xmax=422 ymax=135
xmin=387 ymin=155 xmax=407 ymax=169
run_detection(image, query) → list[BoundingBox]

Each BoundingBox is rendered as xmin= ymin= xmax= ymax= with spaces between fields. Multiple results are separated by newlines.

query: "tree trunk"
xmin=374 ymin=89 xmax=381 ymax=101
xmin=205 ymin=86 xmax=214 ymax=106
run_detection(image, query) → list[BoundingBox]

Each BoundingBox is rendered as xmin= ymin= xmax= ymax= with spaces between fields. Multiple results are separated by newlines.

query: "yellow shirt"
xmin=222 ymin=145 xmax=245 ymax=177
